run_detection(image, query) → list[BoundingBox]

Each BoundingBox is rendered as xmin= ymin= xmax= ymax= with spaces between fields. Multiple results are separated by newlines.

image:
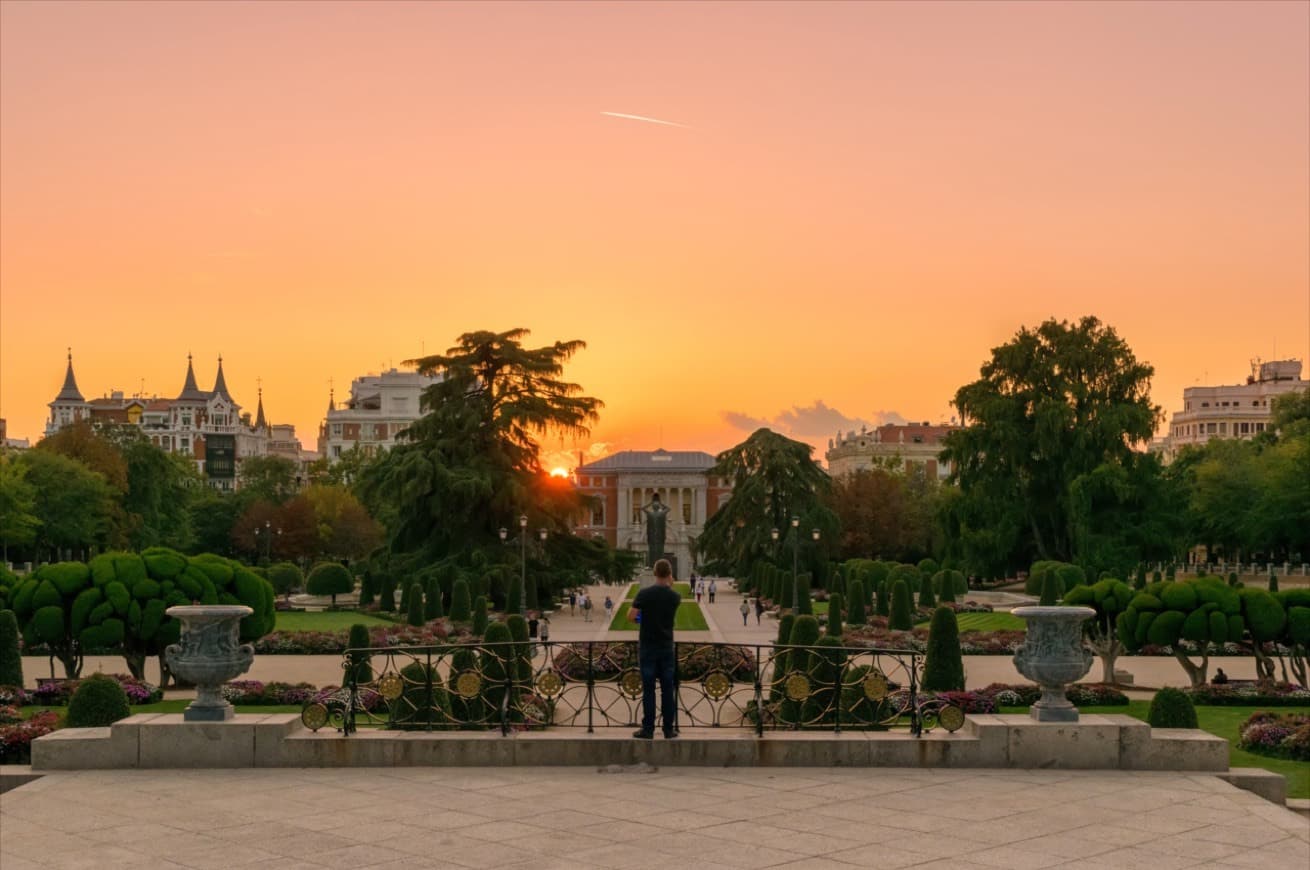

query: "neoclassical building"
xmin=317 ymin=368 xmax=441 ymax=462
xmin=825 ymin=422 xmax=959 ymax=479
xmin=572 ymin=449 xmax=732 ymax=576
xmin=46 ymin=352 xmax=303 ymax=490
xmin=1157 ymin=358 xmax=1305 ymax=461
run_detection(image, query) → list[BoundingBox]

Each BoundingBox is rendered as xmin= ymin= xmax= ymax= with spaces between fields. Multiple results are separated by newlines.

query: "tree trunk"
xmin=1289 ymin=648 xmax=1307 ymax=689
xmin=1173 ymin=647 xmax=1209 ymax=687
xmin=122 ymin=651 xmax=147 ymax=681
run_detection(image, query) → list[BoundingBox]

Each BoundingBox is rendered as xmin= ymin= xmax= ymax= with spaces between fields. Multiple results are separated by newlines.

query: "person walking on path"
xmin=739 ymin=599 xmax=750 ymax=626
xmin=568 ymin=590 xmax=577 ymax=616
xmin=604 ymin=595 xmax=614 ymax=622
xmin=629 ymin=558 xmax=680 ymax=739
xmin=754 ymin=597 xmax=764 ymax=625
xmin=539 ymin=615 xmax=550 ymax=644
xmin=581 ymin=592 xmax=592 ymax=622
xmin=708 ymin=579 xmax=717 ymax=604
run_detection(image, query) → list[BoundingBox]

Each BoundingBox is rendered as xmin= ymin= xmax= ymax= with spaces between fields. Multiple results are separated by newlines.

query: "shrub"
xmin=348 ymin=624 xmax=372 ymax=684
xmin=66 ymin=673 xmax=131 ymax=727
xmin=388 ymin=661 xmax=447 ymax=729
xmin=407 ymin=583 xmax=426 ymax=627
xmin=846 ymin=581 xmax=866 ymax=625
xmin=934 ymin=570 xmax=955 ymax=604
xmin=450 ymin=579 xmax=472 ymax=622
xmin=265 ymin=563 xmax=303 ymax=599
xmin=306 ymin=563 xmax=353 ymax=607
xmin=826 ymin=593 xmax=844 ymax=639
xmin=357 ymin=573 xmax=374 ymax=608
xmin=378 ymin=575 xmax=395 ymax=612
xmin=921 ymin=607 xmax=965 ymax=692
xmin=0 ymin=610 xmax=22 ymax=688
xmin=471 ymin=595 xmax=489 ymax=635
xmin=1039 ymin=571 xmax=1062 ymax=606
xmin=1269 ymin=574 xmax=1279 ymax=593
xmin=424 ymin=576 xmax=443 ymax=621
xmin=780 ymin=615 xmax=822 ymax=724
xmin=918 ymin=574 xmax=936 ymax=609
xmin=796 ymin=573 xmax=812 ymax=615
xmin=1147 ymin=686 xmax=1198 ymax=728
xmin=888 ymin=580 xmax=913 ymax=631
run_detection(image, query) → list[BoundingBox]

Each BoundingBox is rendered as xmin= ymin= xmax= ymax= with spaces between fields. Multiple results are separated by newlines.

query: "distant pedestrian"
xmin=695 ymin=580 xmax=705 ymax=603
xmin=1212 ymin=668 xmax=1228 ymax=684
xmin=604 ymin=595 xmax=614 ymax=621
xmin=584 ymin=593 xmax=595 ymax=622
xmin=754 ymin=597 xmax=764 ymax=625
xmin=568 ymin=591 xmax=577 ymax=615
xmin=739 ymin=599 xmax=750 ymax=626
xmin=708 ymin=580 xmax=717 ymax=604
xmin=528 ymin=615 xmax=540 ymax=638
xmin=540 ymin=616 xmax=550 ymax=643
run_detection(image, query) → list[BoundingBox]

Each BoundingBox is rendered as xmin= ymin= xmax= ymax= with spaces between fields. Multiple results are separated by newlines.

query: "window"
xmin=1240 ymin=423 xmax=1249 ymax=434
xmin=332 ymin=445 xmax=343 ymax=458
xmin=1206 ymin=423 xmax=1217 ymax=434
xmin=331 ymin=423 xmax=342 ymax=437
xmin=180 ymin=437 xmax=190 ymax=454
xmin=1219 ymin=422 xmax=1227 ymax=434
xmin=1256 ymin=423 xmax=1265 ymax=432
xmin=682 ymin=501 xmax=692 ymax=524
xmin=591 ymin=504 xmax=604 ymax=527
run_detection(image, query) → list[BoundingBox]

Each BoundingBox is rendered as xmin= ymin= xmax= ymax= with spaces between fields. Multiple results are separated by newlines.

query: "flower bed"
xmin=0 ymin=710 xmax=59 ymax=765
xmin=0 ymin=685 xmax=28 ymax=706
xmin=1238 ymin=711 xmax=1310 ymax=761
xmin=1186 ymin=682 xmax=1310 ymax=707
xmin=980 ymin=682 xmax=1129 ymax=707
xmin=221 ymin=680 xmax=386 ymax=712
xmin=25 ymin=674 xmax=162 ymax=706
xmin=842 ymin=624 xmax=1027 ymax=655
xmin=551 ymin=642 xmax=756 ymax=682
xmin=252 ymin=620 xmax=462 ymax=654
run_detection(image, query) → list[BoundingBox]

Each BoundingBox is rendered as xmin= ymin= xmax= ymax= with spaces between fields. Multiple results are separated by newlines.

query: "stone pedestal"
xmin=1011 ymin=606 xmax=1095 ymax=722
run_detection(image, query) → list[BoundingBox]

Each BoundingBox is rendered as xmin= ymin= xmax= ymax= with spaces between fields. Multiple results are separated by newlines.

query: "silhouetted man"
xmin=629 ymin=558 xmax=680 ymax=739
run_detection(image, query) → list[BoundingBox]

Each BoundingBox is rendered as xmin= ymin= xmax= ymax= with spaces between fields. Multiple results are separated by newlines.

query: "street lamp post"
xmin=790 ymin=516 xmax=800 ymax=611
xmin=518 ymin=515 xmax=528 ymax=615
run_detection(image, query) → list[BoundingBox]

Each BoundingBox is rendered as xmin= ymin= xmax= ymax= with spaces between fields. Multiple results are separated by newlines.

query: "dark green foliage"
xmin=525 ymin=574 xmax=540 ymax=612
xmin=357 ymin=573 xmax=374 ymax=608
xmin=917 ymin=558 xmax=939 ymax=578
xmin=449 ymin=579 xmax=472 ymax=622
xmin=921 ymin=607 xmax=965 ymax=692
xmin=780 ymin=615 xmax=822 ymax=724
xmin=424 ymin=576 xmax=442 ymax=621
xmin=776 ymin=571 xmax=795 ymax=611
xmin=265 ymin=563 xmax=303 ymax=598
xmin=471 ymin=595 xmax=489 ymax=635
xmin=306 ymin=562 xmax=353 ymax=606
xmin=1147 ymin=687 xmax=1198 ymax=728
xmin=0 ymin=610 xmax=22 ymax=687
xmin=934 ymin=570 xmax=956 ymax=604
xmin=506 ymin=575 xmax=522 ymax=616
xmin=846 ymin=580 xmax=866 ymax=625
xmin=1056 ymin=564 xmax=1086 ymax=590
xmin=66 ymin=673 xmax=131 ymax=727
xmin=32 ymin=605 xmax=65 ymax=644
xmin=378 ymin=575 xmax=395 ymax=612
xmin=918 ymin=574 xmax=936 ymax=609
xmin=776 ymin=612 xmax=796 ymax=646
xmin=888 ymin=580 xmax=913 ymax=631
xmin=404 ymin=582 xmax=424 ymax=626
xmin=796 ymin=572 xmax=812 ymax=615
xmin=347 ymin=624 xmax=372 ymax=684
xmin=398 ymin=576 xmax=411 ymax=612
xmin=505 ymin=614 xmax=532 ymax=682
xmin=826 ymin=593 xmax=843 ymax=639
xmin=389 ymin=661 xmax=448 ymax=728
xmin=1026 ymin=561 xmax=1064 ymax=596
xmin=875 ymin=579 xmax=890 ymax=617
xmin=1269 ymin=574 xmax=1279 ymax=593
xmin=1039 ymin=571 xmax=1062 ymax=606
xmin=802 ymin=635 xmax=845 ymax=725
xmin=887 ymin=564 xmax=920 ymax=594
xmin=447 ymin=645 xmax=484 ymax=725
xmin=480 ymin=621 xmax=515 ymax=718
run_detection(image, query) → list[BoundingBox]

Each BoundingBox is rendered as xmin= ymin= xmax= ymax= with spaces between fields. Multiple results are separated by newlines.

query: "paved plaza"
xmin=2 ymin=766 xmax=1307 ymax=869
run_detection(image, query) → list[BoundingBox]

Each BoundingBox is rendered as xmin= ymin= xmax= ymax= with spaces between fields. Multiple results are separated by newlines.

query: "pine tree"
xmin=889 ymin=580 xmax=913 ymax=631
xmin=921 ymin=607 xmax=965 ymax=691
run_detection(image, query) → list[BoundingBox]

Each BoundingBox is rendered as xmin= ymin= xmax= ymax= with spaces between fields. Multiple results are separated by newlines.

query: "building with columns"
xmin=572 ymin=449 xmax=732 ymax=576
xmin=825 ymin=422 xmax=959 ymax=479
xmin=1156 ymin=358 xmax=1305 ymax=461
xmin=45 ymin=352 xmax=307 ymax=490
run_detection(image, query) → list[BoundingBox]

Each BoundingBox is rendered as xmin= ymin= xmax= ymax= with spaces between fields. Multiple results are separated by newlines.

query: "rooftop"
xmin=577 ymin=448 xmax=717 ymax=473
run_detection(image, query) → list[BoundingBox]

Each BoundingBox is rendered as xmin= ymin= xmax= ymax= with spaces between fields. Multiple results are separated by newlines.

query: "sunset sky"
xmin=2 ymin=1 xmax=1307 ymax=468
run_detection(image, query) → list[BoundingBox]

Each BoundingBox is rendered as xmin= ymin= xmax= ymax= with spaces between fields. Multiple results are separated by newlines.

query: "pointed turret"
xmin=211 ymin=354 xmax=234 ymax=402
xmin=254 ymin=387 xmax=267 ymax=430
xmin=176 ymin=353 xmax=208 ymax=402
xmin=55 ymin=350 xmax=85 ymax=402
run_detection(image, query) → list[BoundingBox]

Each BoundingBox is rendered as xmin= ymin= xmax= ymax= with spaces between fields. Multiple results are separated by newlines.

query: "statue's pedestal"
xmin=637 ymin=570 xmax=656 ymax=589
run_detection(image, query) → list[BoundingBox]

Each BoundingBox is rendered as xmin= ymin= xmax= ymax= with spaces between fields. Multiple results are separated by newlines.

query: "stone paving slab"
xmin=2 ymin=767 xmax=1307 ymax=868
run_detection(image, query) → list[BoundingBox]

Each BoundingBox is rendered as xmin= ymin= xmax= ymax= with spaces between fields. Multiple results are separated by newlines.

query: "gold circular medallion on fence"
xmin=455 ymin=670 xmax=482 ymax=699
xmin=536 ymin=671 xmax=564 ymax=698
xmin=300 ymin=702 xmax=328 ymax=732
xmin=938 ymin=704 xmax=966 ymax=733
xmin=703 ymin=671 xmax=731 ymax=700
xmin=863 ymin=671 xmax=888 ymax=701
xmin=785 ymin=674 xmax=811 ymax=702
xmin=619 ymin=669 xmax=643 ymax=699
xmin=377 ymin=672 xmax=404 ymax=701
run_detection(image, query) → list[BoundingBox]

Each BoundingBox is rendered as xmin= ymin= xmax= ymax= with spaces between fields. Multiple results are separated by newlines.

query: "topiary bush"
xmin=1269 ymin=574 xmax=1279 ymax=593
xmin=888 ymin=580 xmax=913 ymax=631
xmin=918 ymin=574 xmax=936 ymax=609
xmin=826 ymin=593 xmax=844 ymax=640
xmin=347 ymin=624 xmax=372 ymax=684
xmin=846 ymin=581 xmax=866 ymax=625
xmin=306 ymin=563 xmax=353 ymax=607
xmin=1147 ymin=686 xmax=1197 ymax=728
xmin=265 ymin=562 xmax=303 ymax=600
xmin=921 ymin=607 xmax=965 ymax=692
xmin=357 ymin=573 xmax=375 ymax=608
xmin=407 ymin=583 xmax=426 ymax=627
xmin=1039 ymin=571 xmax=1062 ymax=606
xmin=424 ymin=576 xmax=443 ymax=621
xmin=449 ymin=578 xmax=471 ymax=622
xmin=378 ymin=575 xmax=395 ymax=612
xmin=471 ymin=595 xmax=489 ymax=636
xmin=0 ymin=610 xmax=22 ymax=688
xmin=934 ymin=570 xmax=955 ymax=604
xmin=66 ymin=672 xmax=131 ymax=727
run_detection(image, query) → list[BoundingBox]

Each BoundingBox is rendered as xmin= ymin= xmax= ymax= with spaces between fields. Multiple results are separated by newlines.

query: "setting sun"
xmin=549 ymin=467 xmax=570 ymax=478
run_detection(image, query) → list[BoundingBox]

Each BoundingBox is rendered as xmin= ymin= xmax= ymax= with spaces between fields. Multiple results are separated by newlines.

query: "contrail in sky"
xmin=600 ymin=111 xmax=690 ymax=129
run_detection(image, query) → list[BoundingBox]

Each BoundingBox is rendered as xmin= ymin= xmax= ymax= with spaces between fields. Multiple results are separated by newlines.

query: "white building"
xmin=318 ymin=368 xmax=440 ymax=462
xmin=1159 ymin=359 xmax=1305 ymax=461
xmin=825 ymin=422 xmax=959 ymax=480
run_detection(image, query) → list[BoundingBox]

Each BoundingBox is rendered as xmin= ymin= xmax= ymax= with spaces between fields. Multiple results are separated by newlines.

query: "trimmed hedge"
xmin=66 ymin=673 xmax=131 ymax=727
xmin=1147 ymin=686 xmax=1198 ymax=728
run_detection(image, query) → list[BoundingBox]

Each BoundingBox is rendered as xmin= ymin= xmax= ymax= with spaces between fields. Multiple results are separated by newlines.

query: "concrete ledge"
xmin=1218 ymin=767 xmax=1289 ymax=805
xmin=0 ymin=765 xmax=43 ymax=794
xmin=28 ymin=714 xmax=1237 ymax=771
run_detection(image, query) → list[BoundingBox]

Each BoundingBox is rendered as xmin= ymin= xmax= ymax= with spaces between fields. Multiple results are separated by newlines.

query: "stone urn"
xmin=1011 ymin=606 xmax=1095 ymax=722
xmin=165 ymin=605 xmax=255 ymax=722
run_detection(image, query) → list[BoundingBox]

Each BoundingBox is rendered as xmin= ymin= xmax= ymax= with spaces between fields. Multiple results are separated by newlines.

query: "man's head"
xmin=653 ymin=559 xmax=673 ymax=583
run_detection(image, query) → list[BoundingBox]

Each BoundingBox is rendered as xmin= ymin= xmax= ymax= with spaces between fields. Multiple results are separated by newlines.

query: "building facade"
xmin=572 ymin=449 xmax=732 ymax=576
xmin=317 ymin=368 xmax=441 ymax=462
xmin=825 ymin=422 xmax=959 ymax=479
xmin=45 ymin=353 xmax=306 ymax=490
xmin=1158 ymin=359 xmax=1306 ymax=461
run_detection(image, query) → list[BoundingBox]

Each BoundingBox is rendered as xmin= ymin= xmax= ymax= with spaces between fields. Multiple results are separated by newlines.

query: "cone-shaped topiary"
xmin=481 ymin=621 xmax=514 ymax=717
xmin=934 ymin=570 xmax=955 ymax=604
xmin=921 ymin=607 xmax=965 ymax=692
xmin=348 ymin=623 xmax=373 ymax=684
xmin=780 ymin=615 xmax=822 ymax=724
xmin=306 ymin=562 xmax=353 ymax=607
xmin=378 ymin=575 xmax=395 ymax=612
xmin=407 ymin=583 xmax=425 ymax=627
xmin=796 ymin=573 xmax=812 ymax=615
xmin=876 ymin=579 xmax=890 ymax=617
xmin=1039 ymin=571 xmax=1062 ymax=606
xmin=889 ymin=580 xmax=913 ymax=631
xmin=67 ymin=672 xmax=131 ymax=727
xmin=0 ymin=609 xmax=23 ymax=688
xmin=357 ymin=573 xmax=375 ymax=608
xmin=525 ymin=574 xmax=540 ymax=612
xmin=471 ymin=595 xmax=489 ymax=635
xmin=505 ymin=614 xmax=531 ymax=683
xmin=1147 ymin=686 xmax=1198 ymax=728
xmin=450 ymin=579 xmax=472 ymax=622
xmin=918 ymin=574 xmax=936 ymax=609
xmin=425 ymin=576 xmax=443 ymax=620
xmin=846 ymin=581 xmax=866 ymax=625
xmin=826 ymin=593 xmax=844 ymax=639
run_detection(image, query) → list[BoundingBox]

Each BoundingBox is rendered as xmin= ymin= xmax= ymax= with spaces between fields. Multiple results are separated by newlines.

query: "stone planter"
xmin=1011 ymin=605 xmax=1095 ymax=722
xmin=164 ymin=605 xmax=255 ymax=722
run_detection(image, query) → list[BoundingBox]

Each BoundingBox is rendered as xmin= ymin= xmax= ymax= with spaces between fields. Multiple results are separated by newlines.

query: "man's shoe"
xmin=632 ymin=729 xmax=654 ymax=740
xmin=664 ymin=730 xmax=678 ymax=739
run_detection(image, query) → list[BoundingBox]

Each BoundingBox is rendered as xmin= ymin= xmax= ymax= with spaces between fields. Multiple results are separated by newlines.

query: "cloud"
xmin=721 ymin=401 xmax=914 ymax=439
xmin=600 ymin=111 xmax=691 ymax=129
xmin=721 ymin=411 xmax=773 ymax=432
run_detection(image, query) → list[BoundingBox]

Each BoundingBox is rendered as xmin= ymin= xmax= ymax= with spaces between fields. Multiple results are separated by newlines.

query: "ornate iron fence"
xmin=300 ymin=640 xmax=965 ymax=737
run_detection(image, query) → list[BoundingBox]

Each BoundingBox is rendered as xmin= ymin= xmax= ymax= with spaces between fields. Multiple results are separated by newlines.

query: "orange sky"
xmin=2 ymin=1 xmax=1307 ymax=467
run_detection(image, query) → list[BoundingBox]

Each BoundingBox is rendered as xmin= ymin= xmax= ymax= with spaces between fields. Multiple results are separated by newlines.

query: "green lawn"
xmin=1001 ymin=701 xmax=1309 ymax=799
xmin=953 ymin=612 xmax=1027 ymax=632
xmin=273 ymin=610 xmax=395 ymax=632
xmin=609 ymin=601 xmax=709 ymax=632
xmin=624 ymin=582 xmax=693 ymax=600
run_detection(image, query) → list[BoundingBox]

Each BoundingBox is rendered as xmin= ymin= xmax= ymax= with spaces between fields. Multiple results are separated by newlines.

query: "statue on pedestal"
xmin=641 ymin=493 xmax=670 ymax=568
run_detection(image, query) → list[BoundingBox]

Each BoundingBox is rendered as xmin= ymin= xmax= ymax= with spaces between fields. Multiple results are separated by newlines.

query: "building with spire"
xmin=44 ymin=352 xmax=308 ymax=491
xmin=318 ymin=368 xmax=440 ymax=462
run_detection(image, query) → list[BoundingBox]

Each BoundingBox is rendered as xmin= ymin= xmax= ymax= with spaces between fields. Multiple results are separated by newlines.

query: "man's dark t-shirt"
xmin=632 ymin=584 xmax=680 ymax=649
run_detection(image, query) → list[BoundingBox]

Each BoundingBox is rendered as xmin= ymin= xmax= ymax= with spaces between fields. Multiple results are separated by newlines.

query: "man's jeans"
xmin=639 ymin=644 xmax=677 ymax=734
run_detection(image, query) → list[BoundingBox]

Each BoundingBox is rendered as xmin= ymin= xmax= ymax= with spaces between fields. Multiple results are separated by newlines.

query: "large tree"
xmin=17 ymin=450 xmax=116 ymax=562
xmin=941 ymin=316 xmax=1159 ymax=573
xmin=0 ymin=452 xmax=40 ymax=561
xmin=698 ymin=428 xmax=837 ymax=579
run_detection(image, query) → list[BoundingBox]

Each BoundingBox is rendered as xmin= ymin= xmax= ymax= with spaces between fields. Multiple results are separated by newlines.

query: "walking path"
xmin=3 ymin=766 xmax=1306 ymax=869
